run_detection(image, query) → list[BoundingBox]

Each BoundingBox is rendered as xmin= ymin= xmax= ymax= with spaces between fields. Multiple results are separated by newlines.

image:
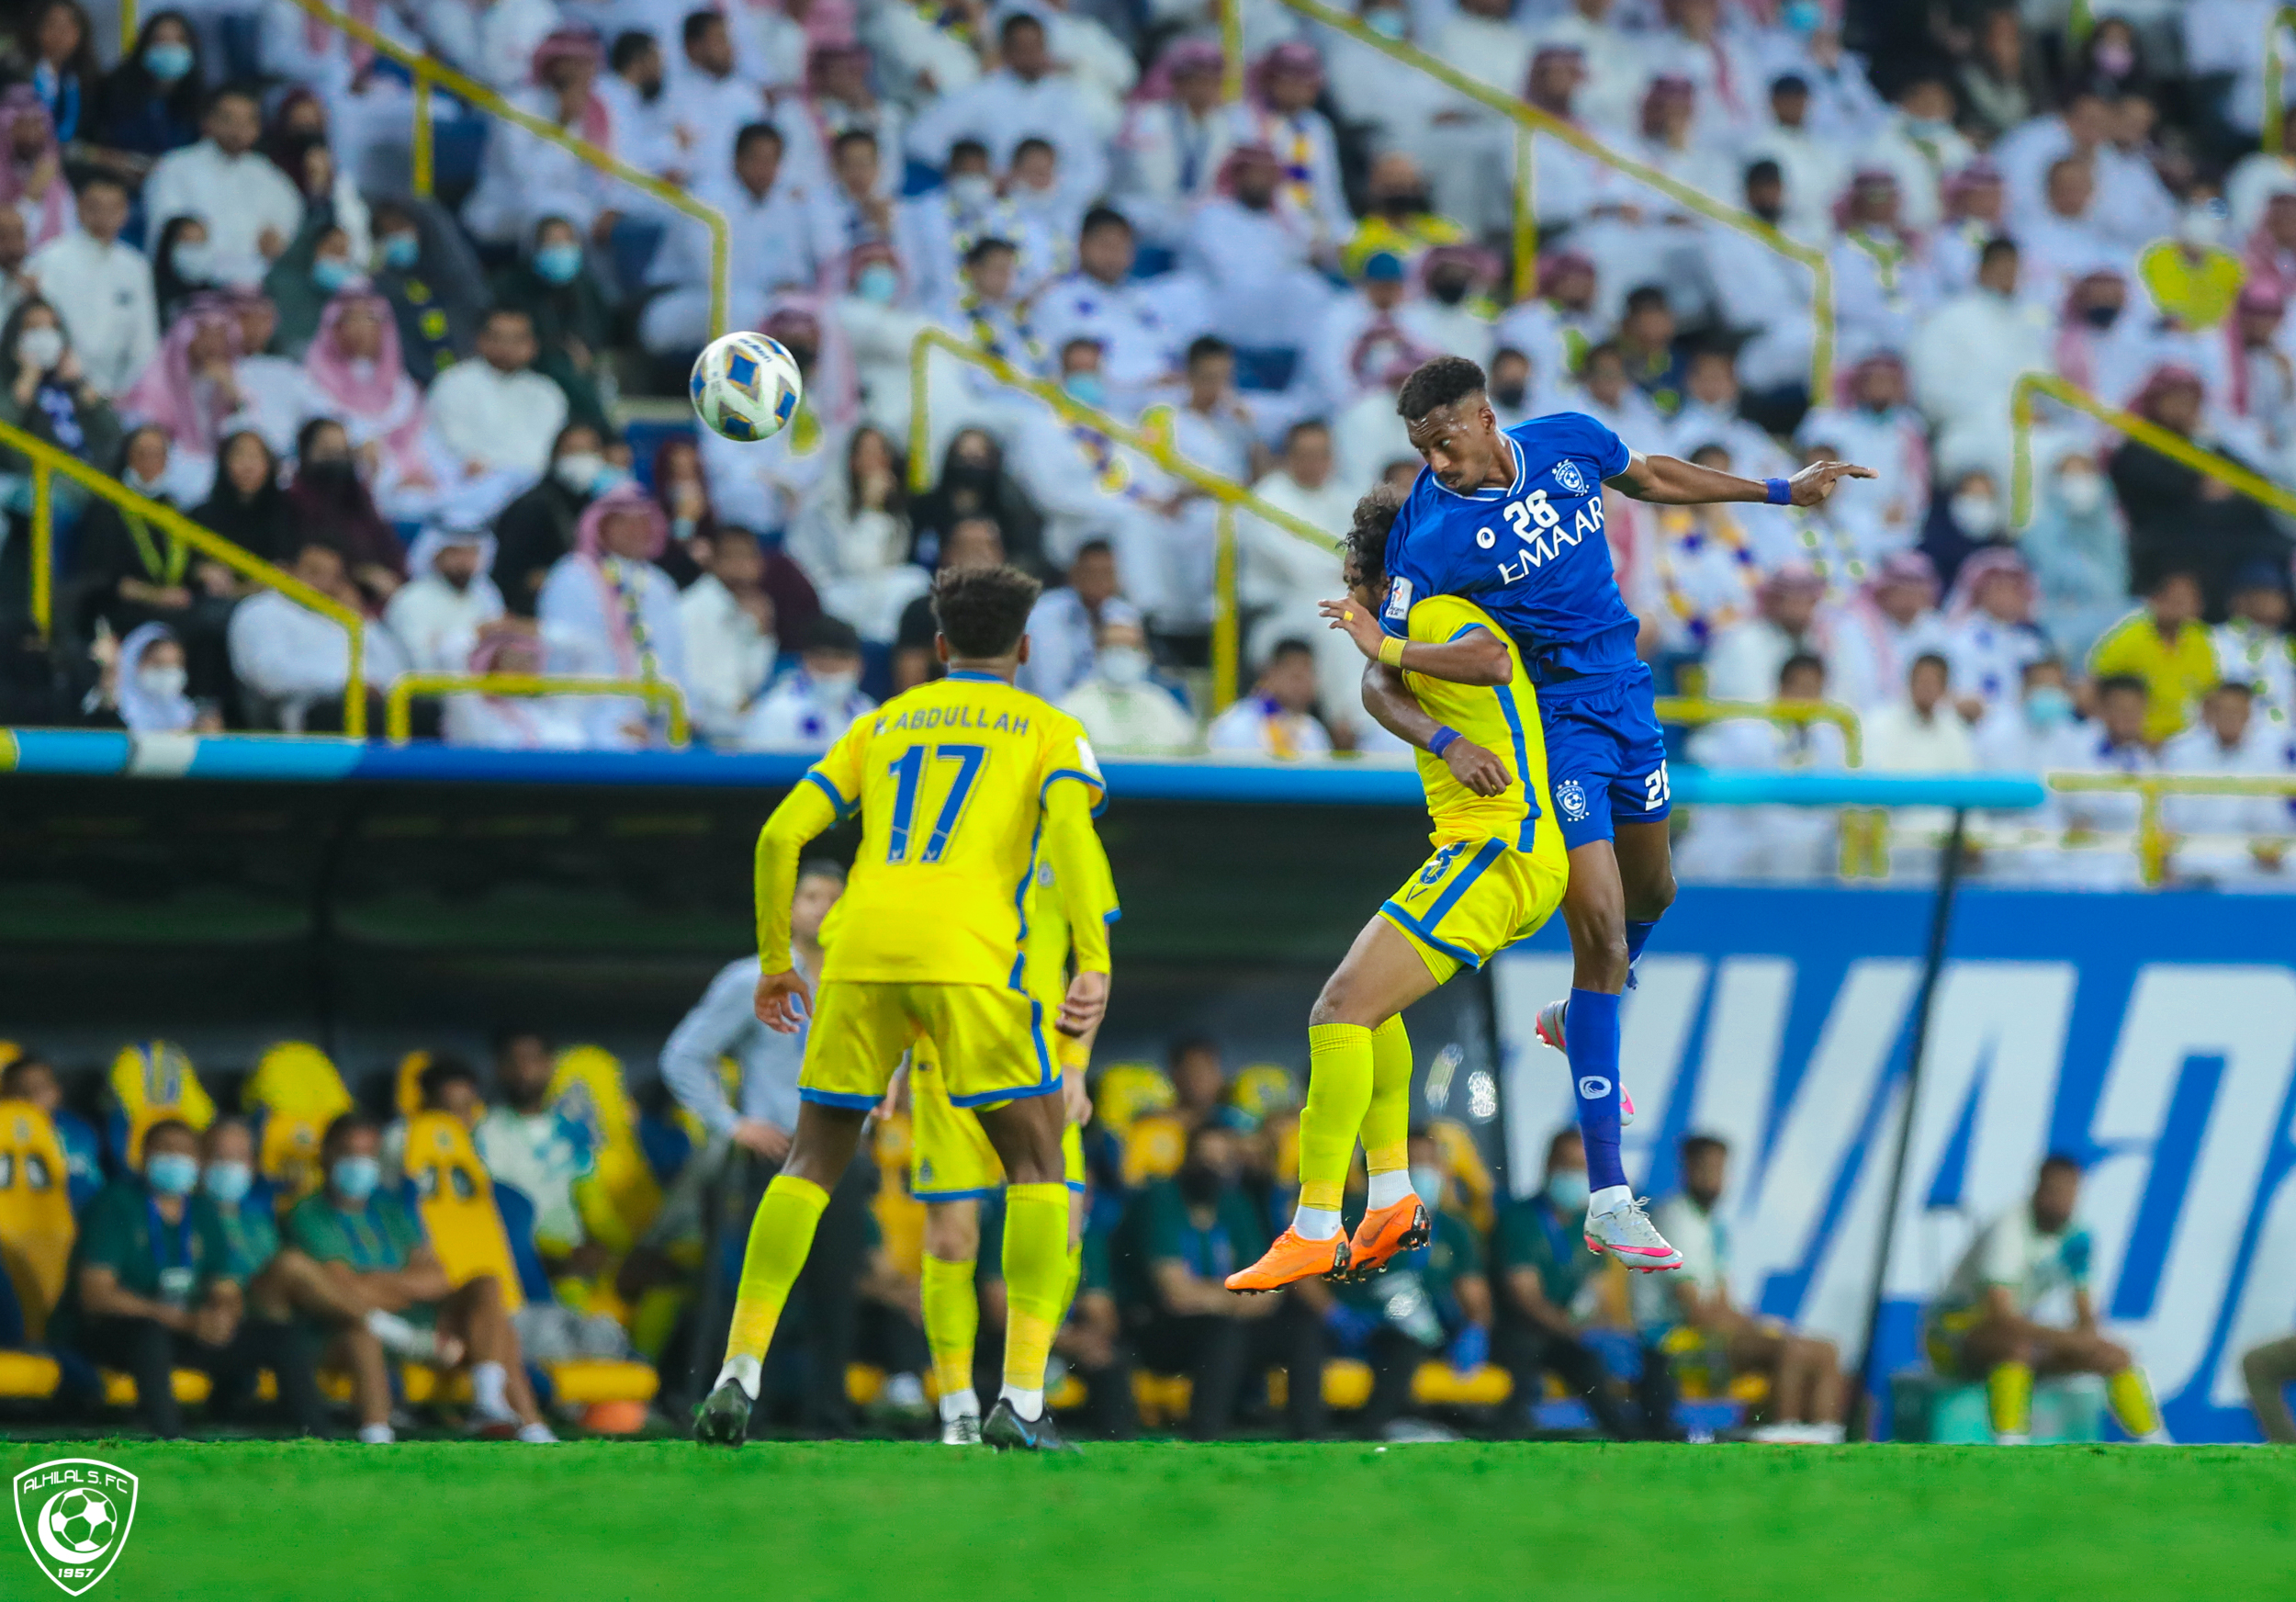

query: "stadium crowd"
xmin=0 ymin=0 xmax=2291 ymax=878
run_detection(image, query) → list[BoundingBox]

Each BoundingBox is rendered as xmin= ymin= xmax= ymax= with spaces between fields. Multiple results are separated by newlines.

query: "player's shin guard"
xmin=1565 ymin=988 xmax=1627 ymax=1193
xmin=722 ymin=1175 xmax=830 ymax=1384
xmin=1988 ymin=1359 xmax=2033 ymax=1438
xmin=1361 ymin=1015 xmax=1413 ymax=1208
xmin=2108 ymin=1365 xmax=2166 ymax=1439
xmin=920 ymin=1254 xmax=980 ymax=1405
xmin=999 ymin=1182 xmax=1069 ymax=1416
xmin=1299 ymin=1022 xmax=1376 ymax=1232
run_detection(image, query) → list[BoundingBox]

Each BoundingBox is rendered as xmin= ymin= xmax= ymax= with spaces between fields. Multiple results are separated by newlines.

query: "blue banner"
xmin=1493 ymin=886 xmax=2296 ymax=1441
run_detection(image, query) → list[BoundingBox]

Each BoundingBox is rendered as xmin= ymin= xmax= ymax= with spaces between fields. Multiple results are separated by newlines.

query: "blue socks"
xmin=1624 ymin=920 xmax=1658 ymax=986
xmin=1566 ymin=987 xmax=1626 ymax=1191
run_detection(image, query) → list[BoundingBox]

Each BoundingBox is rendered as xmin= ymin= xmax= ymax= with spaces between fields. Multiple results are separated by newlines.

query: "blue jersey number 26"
xmin=885 ymin=743 xmax=988 ymax=863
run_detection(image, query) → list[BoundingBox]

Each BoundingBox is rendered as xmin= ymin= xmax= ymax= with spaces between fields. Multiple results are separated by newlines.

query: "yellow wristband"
xmin=1378 ymin=634 xmax=1407 ymax=669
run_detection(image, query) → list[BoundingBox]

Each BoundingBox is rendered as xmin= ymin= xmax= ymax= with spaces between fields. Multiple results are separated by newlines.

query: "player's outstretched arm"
xmin=1041 ymin=777 xmax=1115 ymax=1037
xmin=1606 ymin=449 xmax=1876 ymax=508
xmin=1319 ymin=595 xmax=1511 ymax=686
xmin=750 ymin=779 xmax=839 ymax=1030
xmin=1358 ymin=660 xmax=1509 ymax=797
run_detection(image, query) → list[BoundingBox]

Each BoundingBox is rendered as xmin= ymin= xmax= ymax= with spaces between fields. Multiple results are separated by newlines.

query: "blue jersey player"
xmin=1344 ymin=355 xmax=1873 ymax=1270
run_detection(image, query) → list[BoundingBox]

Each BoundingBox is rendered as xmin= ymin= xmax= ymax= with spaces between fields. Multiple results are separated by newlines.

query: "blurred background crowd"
xmin=0 ymin=0 xmax=2290 ymax=882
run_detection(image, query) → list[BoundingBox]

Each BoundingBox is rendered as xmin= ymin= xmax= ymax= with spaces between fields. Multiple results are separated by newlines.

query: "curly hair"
xmin=931 ymin=563 xmax=1042 ymax=659
xmin=1345 ymin=484 xmax=1405 ymax=591
xmin=1395 ymin=355 xmax=1487 ymax=423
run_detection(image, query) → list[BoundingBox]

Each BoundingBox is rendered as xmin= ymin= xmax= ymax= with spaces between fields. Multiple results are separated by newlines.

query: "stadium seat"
xmin=1890 ymin=1369 xmax=2104 ymax=1444
xmin=0 ymin=1099 xmax=74 ymax=1341
xmin=1092 ymin=1063 xmax=1174 ymax=1136
xmin=545 ymin=1359 xmax=659 ymax=1406
xmin=107 ymin=1042 xmax=214 ymax=1169
xmin=1411 ymin=1361 xmax=1513 ymax=1407
xmin=550 ymin=1045 xmax=663 ymax=1253
xmin=98 ymin=1369 xmax=209 ymax=1407
xmin=242 ymin=1042 xmax=355 ymax=1209
xmin=0 ymin=1350 xmax=60 ymax=1400
xmin=1119 ymin=1113 xmax=1187 ymax=1188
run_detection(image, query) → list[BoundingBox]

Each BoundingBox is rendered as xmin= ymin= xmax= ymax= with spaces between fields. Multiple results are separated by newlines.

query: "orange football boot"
xmin=1344 ymin=1197 xmax=1431 ymax=1280
xmin=1224 ymin=1227 xmax=1350 ymax=1292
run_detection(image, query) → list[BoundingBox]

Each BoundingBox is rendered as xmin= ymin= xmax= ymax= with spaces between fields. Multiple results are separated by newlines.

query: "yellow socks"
xmin=919 ymin=1254 xmax=979 ymax=1404
xmin=1000 ymin=1182 xmax=1069 ymax=1413
xmin=721 ymin=1175 xmax=829 ymax=1392
xmin=1361 ymin=1016 xmax=1412 ymax=1204
xmin=1987 ymin=1359 xmax=2032 ymax=1438
xmin=2108 ymin=1366 xmax=2163 ymax=1438
xmin=1298 ymin=1022 xmax=1375 ymax=1224
xmin=1060 ymin=1239 xmax=1084 ymax=1325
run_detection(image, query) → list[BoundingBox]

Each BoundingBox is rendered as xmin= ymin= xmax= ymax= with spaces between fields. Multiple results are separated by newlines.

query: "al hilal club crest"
xmin=15 ymin=1459 xmax=137 ymax=1596
xmin=1553 ymin=459 xmax=1588 ymax=494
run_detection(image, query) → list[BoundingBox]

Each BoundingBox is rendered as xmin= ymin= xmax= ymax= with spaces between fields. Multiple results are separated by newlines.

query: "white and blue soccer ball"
xmin=690 ymin=332 xmax=804 ymax=444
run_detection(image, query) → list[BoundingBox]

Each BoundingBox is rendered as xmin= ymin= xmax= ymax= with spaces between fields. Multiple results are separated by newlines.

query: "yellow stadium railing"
xmin=2261 ymin=8 xmax=2296 ymax=152
xmin=2046 ymin=771 xmax=2296 ymax=886
xmin=1227 ymin=0 xmax=1834 ymax=393
xmin=384 ymin=673 xmax=692 ymax=745
xmin=906 ymin=329 xmax=1339 ymax=711
xmin=2009 ymin=371 xmax=2296 ymax=526
xmin=0 ymin=419 xmax=368 ymax=736
xmin=280 ymin=0 xmax=730 ymax=339
xmin=1656 ymin=694 xmax=1879 ymax=874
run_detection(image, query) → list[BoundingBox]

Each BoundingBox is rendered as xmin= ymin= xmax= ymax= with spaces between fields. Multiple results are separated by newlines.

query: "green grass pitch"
xmin=2 ymin=1440 xmax=2290 ymax=1601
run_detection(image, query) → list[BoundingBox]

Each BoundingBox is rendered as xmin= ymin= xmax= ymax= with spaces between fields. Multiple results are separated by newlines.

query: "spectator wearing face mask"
xmin=1207 ymin=638 xmax=1334 ymax=759
xmin=1019 ymin=538 xmax=1141 ymax=702
xmin=1973 ymin=656 xmax=2087 ymax=773
xmin=85 ymin=622 xmax=214 ymax=734
xmin=680 ymin=526 xmax=782 ymax=742
xmin=2020 ymin=446 xmax=2130 ymax=667
xmin=88 ymin=10 xmax=205 ymax=182
xmin=493 ymin=423 xmax=616 ymax=616
xmin=738 ymin=614 xmax=872 ymax=752
xmin=493 ymin=216 xmax=614 ymax=435
xmin=1920 ymin=465 xmax=2011 ymax=592
xmin=1062 ymin=617 xmax=1199 ymax=756
xmin=386 ymin=526 xmax=506 ymax=674
xmin=366 ymin=198 xmax=485 ymax=385
xmin=429 ymin=308 xmax=568 ymax=485
xmin=25 ymin=175 xmax=159 ymax=398
xmin=151 ymin=215 xmax=216 ymax=326
xmin=51 ymin=1116 xmax=326 ymax=1439
xmin=143 ymin=86 xmax=305 ymax=290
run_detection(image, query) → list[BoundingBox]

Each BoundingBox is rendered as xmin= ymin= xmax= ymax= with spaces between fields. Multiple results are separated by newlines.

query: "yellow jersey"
xmin=1020 ymin=853 xmax=1119 ymax=1005
xmin=802 ymin=670 xmax=1107 ymax=987
xmin=2087 ymin=609 xmax=2217 ymax=745
xmin=1399 ymin=593 xmax=1552 ymax=849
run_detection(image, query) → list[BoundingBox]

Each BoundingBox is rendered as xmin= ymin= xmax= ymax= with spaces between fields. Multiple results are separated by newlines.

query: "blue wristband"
xmin=1764 ymin=477 xmax=1792 ymax=506
xmin=1429 ymin=727 xmax=1460 ymax=757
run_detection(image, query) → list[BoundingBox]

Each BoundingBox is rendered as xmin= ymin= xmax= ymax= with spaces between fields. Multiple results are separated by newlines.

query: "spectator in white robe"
xmin=1792 ymin=352 xmax=1929 ymax=563
xmin=1240 ymin=419 xmax=1358 ymax=728
xmin=596 ymin=30 xmax=681 ymax=185
xmin=906 ymin=14 xmax=1109 ymax=209
xmin=780 ymin=43 xmax=908 ymax=206
xmin=643 ymin=121 xmax=838 ymax=355
xmin=1638 ymin=0 xmax=1768 ymax=140
xmin=1666 ymin=347 xmax=1795 ymax=486
xmin=815 ymin=128 xmax=898 ymax=273
xmin=1863 ymin=649 xmax=1979 ymax=848
xmin=1972 ymin=655 xmax=2088 ymax=777
xmin=384 ymin=525 xmax=505 ymax=674
xmin=1991 ymin=88 xmax=2113 ymax=233
xmin=859 ymin=0 xmax=983 ymax=110
xmin=662 ymin=9 xmax=781 ymax=193
xmin=1227 ymin=43 xmax=1351 ymax=262
xmin=425 ymin=0 xmax=565 ymax=95
xmin=1036 ymin=207 xmax=1207 ymax=413
xmin=462 ymin=30 xmax=621 ymax=247
xmin=700 ymin=298 xmax=857 ymax=537
xmin=426 ymin=307 xmax=568 ymax=485
xmin=444 ymin=622 xmax=594 ymax=749
xmin=1908 ymin=238 xmax=2052 ymax=482
xmin=2213 ymin=565 xmax=2296 ymax=736
xmin=1182 ymin=144 xmax=1334 ymax=357
xmin=679 ymin=525 xmax=782 ymax=742
xmin=1423 ymin=0 xmax=1535 ymax=151
xmin=2043 ymin=674 xmax=2156 ymax=886
xmin=2017 ymin=158 xmax=2129 ymax=321
xmin=1023 ymin=0 xmax=1141 ymax=130
xmin=1706 ymin=161 xmax=1819 ymax=403
xmin=1930 ymin=161 xmax=2009 ymax=296
xmin=216 ymin=291 xmax=310 ymax=461
xmin=1206 ymin=637 xmax=1333 ymax=757
xmin=1676 ymin=651 xmax=1848 ymax=882
xmin=786 ymin=423 xmax=929 ymax=644
xmin=1326 ymin=0 xmax=1450 ymax=157
xmin=1826 ymin=550 xmax=1950 ymax=717
xmin=1854 ymin=76 xmax=1969 ymax=235
xmin=1944 ymin=547 xmax=2050 ymax=727
xmin=1308 ymin=250 xmax=1447 ymax=423
xmin=225 ymin=537 xmax=410 ymax=733
xmin=1829 ymin=170 xmax=1943 ymax=369
xmin=1705 ymin=563 xmax=1832 ymax=704
xmin=1570 ymin=341 xmax=1670 ymax=451
xmin=108 ymin=623 xmax=210 ymax=735
xmin=301 ymin=288 xmax=450 ymax=521
xmin=536 ymin=484 xmax=691 ymax=748
xmin=1741 ymin=73 xmax=1848 ymax=245
xmin=1111 ymin=40 xmax=1237 ymax=252
xmin=720 ymin=0 xmax=809 ymax=93
xmin=142 ymin=86 xmax=304 ymax=290
xmin=897 ymin=139 xmax=1068 ymax=319
xmin=1016 ymin=538 xmax=1142 ymax=702
xmin=1525 ymin=0 xmax=1643 ymax=136
xmin=1001 ymin=138 xmax=1084 ymax=300
xmin=2162 ymin=682 xmax=2296 ymax=885
xmin=1061 ymin=615 xmax=1199 ymax=755
xmin=26 ymin=175 xmax=157 ymax=398
xmin=254 ymin=0 xmax=425 ymax=177
xmin=738 ymin=615 xmax=874 ymax=752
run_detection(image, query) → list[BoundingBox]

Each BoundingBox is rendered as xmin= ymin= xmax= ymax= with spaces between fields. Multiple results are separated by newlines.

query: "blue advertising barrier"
xmin=1492 ymin=885 xmax=2296 ymax=1442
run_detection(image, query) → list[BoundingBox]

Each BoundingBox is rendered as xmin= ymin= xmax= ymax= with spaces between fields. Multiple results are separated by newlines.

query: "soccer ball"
xmin=47 ymin=1488 xmax=114 ymax=1554
xmin=690 ymin=332 xmax=804 ymax=444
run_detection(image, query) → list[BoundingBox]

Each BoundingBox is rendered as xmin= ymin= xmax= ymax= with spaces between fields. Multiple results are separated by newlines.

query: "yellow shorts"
xmin=801 ymin=981 xmax=1056 ymax=1111
xmin=909 ymin=1033 xmax=1088 ymax=1202
xmin=1379 ymin=828 xmax=1567 ymax=985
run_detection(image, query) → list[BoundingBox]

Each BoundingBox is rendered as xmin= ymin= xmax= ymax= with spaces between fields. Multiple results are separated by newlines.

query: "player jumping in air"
xmin=1366 ymin=355 xmax=1870 ymax=1270
xmin=695 ymin=564 xmax=1116 ymax=1453
xmin=1226 ymin=488 xmax=1569 ymax=1291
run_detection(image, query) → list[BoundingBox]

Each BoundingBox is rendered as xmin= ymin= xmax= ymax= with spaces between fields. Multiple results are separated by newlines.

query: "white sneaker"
xmin=1534 ymin=998 xmax=1635 ymax=1127
xmin=940 ymin=1412 xmax=984 ymax=1446
xmin=1746 ymin=1422 xmax=1806 ymax=1443
xmin=1583 ymin=1195 xmax=1682 ymax=1272
xmin=515 ymin=1422 xmax=558 ymax=1444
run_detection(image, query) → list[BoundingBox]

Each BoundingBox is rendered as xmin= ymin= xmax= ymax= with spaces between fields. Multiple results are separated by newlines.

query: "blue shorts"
xmin=1537 ymin=661 xmax=1671 ymax=851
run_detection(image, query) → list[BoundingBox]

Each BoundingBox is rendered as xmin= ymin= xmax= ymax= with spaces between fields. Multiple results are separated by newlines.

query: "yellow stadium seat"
xmin=108 ymin=1042 xmax=214 ymax=1168
xmin=1131 ymin=1370 xmax=1192 ymax=1426
xmin=0 ymin=1100 xmax=74 ymax=1341
xmin=1227 ymin=1064 xmax=1299 ymax=1123
xmin=551 ymin=1045 xmax=664 ymax=1253
xmin=847 ymin=1363 xmax=884 ymax=1405
xmin=242 ymin=1042 xmax=354 ymax=1209
xmin=1093 ymin=1063 xmax=1174 ymax=1136
xmin=400 ymin=1365 xmax=473 ymax=1406
xmin=545 ymin=1359 xmax=658 ymax=1406
xmin=1729 ymin=1371 xmax=1772 ymax=1405
xmin=99 ymin=1368 xmax=209 ymax=1406
xmin=1265 ymin=1360 xmax=1375 ymax=1411
xmin=401 ymin=1111 xmax=525 ymax=1314
xmin=0 ymin=1350 xmax=59 ymax=1399
xmin=1120 ymin=1112 xmax=1188 ymax=1188
xmin=1412 ymin=1361 xmax=1513 ymax=1407
xmin=869 ymin=1113 xmax=925 ymax=1279
xmin=1048 ymin=1371 xmax=1087 ymax=1412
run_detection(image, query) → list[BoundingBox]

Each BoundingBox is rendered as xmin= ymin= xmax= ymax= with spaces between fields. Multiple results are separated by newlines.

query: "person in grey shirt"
xmin=659 ymin=858 xmax=876 ymax=1430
